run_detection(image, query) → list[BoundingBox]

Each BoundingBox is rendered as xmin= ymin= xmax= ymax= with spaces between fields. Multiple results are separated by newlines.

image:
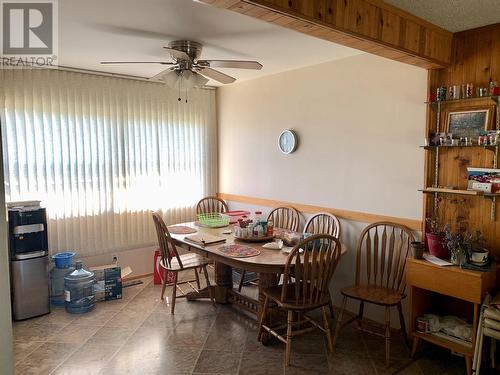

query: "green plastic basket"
xmin=197 ymin=212 xmax=230 ymax=227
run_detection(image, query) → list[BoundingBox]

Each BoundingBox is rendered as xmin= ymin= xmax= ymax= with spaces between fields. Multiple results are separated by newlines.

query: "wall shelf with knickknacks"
xmin=425 ymin=95 xmax=499 ymax=106
xmin=426 ymin=96 xmax=499 ymax=133
xmin=421 ymin=91 xmax=499 ymax=222
xmin=414 ymin=25 xmax=500 ymax=375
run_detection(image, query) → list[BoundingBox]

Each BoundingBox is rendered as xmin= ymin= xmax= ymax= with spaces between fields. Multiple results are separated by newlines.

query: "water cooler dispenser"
xmin=8 ymin=202 xmax=50 ymax=320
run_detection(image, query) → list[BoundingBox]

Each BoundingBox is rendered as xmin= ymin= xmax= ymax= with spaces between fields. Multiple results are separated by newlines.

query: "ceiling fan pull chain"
xmin=178 ymin=77 xmax=181 ymax=102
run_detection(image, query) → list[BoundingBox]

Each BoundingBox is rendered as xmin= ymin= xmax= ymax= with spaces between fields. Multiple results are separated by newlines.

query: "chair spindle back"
xmin=267 ymin=206 xmax=300 ymax=231
xmin=281 ymin=234 xmax=342 ymax=305
xmin=152 ymin=211 xmax=183 ymax=269
xmin=355 ymin=222 xmax=414 ymax=293
xmin=304 ymin=212 xmax=341 ymax=238
xmin=196 ymin=196 xmax=228 ymax=214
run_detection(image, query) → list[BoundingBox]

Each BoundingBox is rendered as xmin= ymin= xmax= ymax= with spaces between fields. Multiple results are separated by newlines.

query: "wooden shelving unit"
xmin=415 ymin=24 xmax=500 ymax=375
xmin=421 ymin=96 xmax=500 ymax=221
xmin=420 ymin=188 xmax=500 ymax=198
xmin=412 ymin=331 xmax=472 ymax=356
xmin=425 ymin=95 xmax=499 ymax=106
xmin=420 ymin=145 xmax=498 ymax=151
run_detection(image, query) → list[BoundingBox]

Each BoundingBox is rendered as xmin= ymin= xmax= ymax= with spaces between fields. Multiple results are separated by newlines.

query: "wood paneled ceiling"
xmin=198 ymin=0 xmax=455 ymax=69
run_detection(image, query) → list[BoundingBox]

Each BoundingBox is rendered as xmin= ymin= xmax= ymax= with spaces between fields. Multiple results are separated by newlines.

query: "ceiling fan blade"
xmin=198 ymin=60 xmax=262 ymax=70
xmin=163 ymin=47 xmax=191 ymax=62
xmin=149 ymin=66 xmax=179 ymax=81
xmin=199 ymin=67 xmax=236 ymax=84
xmin=100 ymin=61 xmax=174 ymax=65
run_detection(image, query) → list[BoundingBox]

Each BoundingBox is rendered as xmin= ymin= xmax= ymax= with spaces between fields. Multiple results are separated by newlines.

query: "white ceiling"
xmin=59 ymin=0 xmax=363 ymax=86
xmin=384 ymin=0 xmax=500 ymax=32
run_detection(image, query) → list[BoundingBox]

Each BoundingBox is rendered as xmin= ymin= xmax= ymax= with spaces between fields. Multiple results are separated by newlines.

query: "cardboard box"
xmin=90 ymin=263 xmax=132 ymax=301
xmin=467 ymin=167 xmax=500 ymax=193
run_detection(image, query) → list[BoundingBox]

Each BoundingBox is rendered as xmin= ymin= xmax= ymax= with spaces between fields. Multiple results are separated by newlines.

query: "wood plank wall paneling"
xmin=198 ymin=0 xmax=452 ymax=69
xmin=425 ymin=24 xmax=500 ymax=256
xmin=217 ymin=193 xmax=422 ymax=231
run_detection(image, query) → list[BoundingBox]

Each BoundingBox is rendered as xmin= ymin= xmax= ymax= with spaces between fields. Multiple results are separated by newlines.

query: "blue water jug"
xmin=64 ymin=261 xmax=96 ymax=314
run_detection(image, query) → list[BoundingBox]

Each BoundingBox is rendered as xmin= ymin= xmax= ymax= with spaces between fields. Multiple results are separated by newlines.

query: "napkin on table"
xmin=262 ymin=240 xmax=283 ymax=249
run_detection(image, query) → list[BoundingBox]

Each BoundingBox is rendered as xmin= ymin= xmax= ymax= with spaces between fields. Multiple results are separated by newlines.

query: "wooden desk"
xmin=406 ymin=258 xmax=498 ymax=375
xmin=170 ymin=221 xmax=347 ymax=319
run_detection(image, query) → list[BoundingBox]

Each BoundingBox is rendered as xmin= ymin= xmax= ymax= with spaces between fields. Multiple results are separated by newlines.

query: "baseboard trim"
xmin=123 ymin=272 xmax=153 ymax=282
xmin=218 ymin=192 xmax=422 ymax=231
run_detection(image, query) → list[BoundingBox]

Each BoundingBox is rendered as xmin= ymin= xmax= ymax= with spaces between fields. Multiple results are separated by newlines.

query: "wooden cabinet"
xmin=407 ymin=258 xmax=498 ymax=375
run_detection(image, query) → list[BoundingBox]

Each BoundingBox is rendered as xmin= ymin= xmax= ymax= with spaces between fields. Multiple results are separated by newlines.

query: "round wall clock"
xmin=278 ymin=130 xmax=298 ymax=154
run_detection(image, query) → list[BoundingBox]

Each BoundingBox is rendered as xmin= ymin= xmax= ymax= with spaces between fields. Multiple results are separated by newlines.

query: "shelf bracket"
xmin=492 ymin=197 xmax=496 ymax=221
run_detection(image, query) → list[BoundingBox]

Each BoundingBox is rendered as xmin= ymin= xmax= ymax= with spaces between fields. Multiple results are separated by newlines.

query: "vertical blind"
xmin=0 ymin=69 xmax=217 ymax=256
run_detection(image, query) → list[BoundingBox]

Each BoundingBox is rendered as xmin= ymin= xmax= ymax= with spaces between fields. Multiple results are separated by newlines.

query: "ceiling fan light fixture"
xmin=194 ymin=72 xmax=209 ymax=87
xmin=162 ymin=70 xmax=181 ymax=87
xmin=162 ymin=69 xmax=208 ymax=90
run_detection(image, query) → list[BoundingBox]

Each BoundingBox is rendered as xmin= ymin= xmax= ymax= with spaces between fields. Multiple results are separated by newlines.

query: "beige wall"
xmin=218 ymin=53 xmax=426 ymax=220
xmin=217 ymin=53 xmax=427 ymax=324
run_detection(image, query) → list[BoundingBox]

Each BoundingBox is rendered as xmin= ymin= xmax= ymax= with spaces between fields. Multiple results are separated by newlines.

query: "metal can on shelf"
xmin=466 ymin=83 xmax=474 ymax=98
xmin=436 ymin=87 xmax=447 ymax=101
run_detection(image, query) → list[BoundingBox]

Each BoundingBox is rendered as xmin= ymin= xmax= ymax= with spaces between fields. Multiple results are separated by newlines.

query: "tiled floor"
xmin=11 ymin=275 xmax=494 ymax=375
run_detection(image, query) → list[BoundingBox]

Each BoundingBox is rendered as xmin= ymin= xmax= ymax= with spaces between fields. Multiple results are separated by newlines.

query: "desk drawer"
xmin=406 ymin=261 xmax=482 ymax=303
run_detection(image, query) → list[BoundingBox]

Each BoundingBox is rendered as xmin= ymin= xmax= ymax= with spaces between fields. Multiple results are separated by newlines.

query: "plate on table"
xmin=218 ymin=244 xmax=261 ymax=258
xmin=234 ymin=235 xmax=274 ymax=243
xmin=167 ymin=225 xmax=197 ymax=235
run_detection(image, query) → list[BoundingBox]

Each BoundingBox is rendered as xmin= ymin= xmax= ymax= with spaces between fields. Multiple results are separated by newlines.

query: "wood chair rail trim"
xmin=217 ymin=192 xmax=422 ymax=231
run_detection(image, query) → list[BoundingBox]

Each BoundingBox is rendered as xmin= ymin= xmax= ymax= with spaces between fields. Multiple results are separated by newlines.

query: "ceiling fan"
xmin=101 ymin=40 xmax=263 ymax=86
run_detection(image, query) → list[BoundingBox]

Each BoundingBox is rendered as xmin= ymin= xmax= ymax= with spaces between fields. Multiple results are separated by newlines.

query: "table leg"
xmin=258 ymin=273 xmax=278 ymax=315
xmin=185 ymin=261 xmax=232 ymax=302
xmin=258 ymin=272 xmax=278 ymax=344
xmin=214 ymin=261 xmax=232 ymax=304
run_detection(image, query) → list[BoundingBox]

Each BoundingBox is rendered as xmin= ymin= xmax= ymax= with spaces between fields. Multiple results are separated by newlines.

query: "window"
xmin=1 ymin=69 xmax=217 ymax=256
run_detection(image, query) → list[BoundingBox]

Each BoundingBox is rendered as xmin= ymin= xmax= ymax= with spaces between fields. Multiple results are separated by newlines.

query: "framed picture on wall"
xmin=445 ymin=105 xmax=495 ymax=138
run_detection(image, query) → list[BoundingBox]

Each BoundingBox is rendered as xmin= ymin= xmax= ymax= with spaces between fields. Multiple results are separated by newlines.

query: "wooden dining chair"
xmin=152 ymin=211 xmax=215 ymax=314
xmin=304 ymin=212 xmax=341 ymax=238
xmin=258 ymin=234 xmax=343 ymax=366
xmin=333 ymin=221 xmax=414 ymax=366
xmin=237 ymin=206 xmax=301 ymax=292
xmin=268 ymin=206 xmax=300 ymax=232
xmin=195 ymin=196 xmax=227 ymax=273
xmin=303 ymin=212 xmax=341 ymax=317
xmin=196 ymin=196 xmax=228 ymax=214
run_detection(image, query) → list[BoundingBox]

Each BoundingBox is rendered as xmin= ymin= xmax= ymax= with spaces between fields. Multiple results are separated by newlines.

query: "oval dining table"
xmin=168 ymin=221 xmax=348 ymax=320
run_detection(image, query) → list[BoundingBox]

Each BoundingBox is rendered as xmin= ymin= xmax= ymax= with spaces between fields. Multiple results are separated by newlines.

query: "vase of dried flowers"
xmin=444 ymin=226 xmax=471 ymax=267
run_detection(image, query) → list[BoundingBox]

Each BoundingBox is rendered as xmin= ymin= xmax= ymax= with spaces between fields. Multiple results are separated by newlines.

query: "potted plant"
xmin=425 ymin=217 xmax=449 ymax=259
xmin=470 ymin=230 xmax=486 ymax=252
xmin=469 ymin=230 xmax=489 ymax=264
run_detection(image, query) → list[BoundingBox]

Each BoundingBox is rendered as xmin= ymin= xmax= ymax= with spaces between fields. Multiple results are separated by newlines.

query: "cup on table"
xmin=410 ymin=242 xmax=425 ymax=259
xmin=471 ymin=249 xmax=489 ymax=264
